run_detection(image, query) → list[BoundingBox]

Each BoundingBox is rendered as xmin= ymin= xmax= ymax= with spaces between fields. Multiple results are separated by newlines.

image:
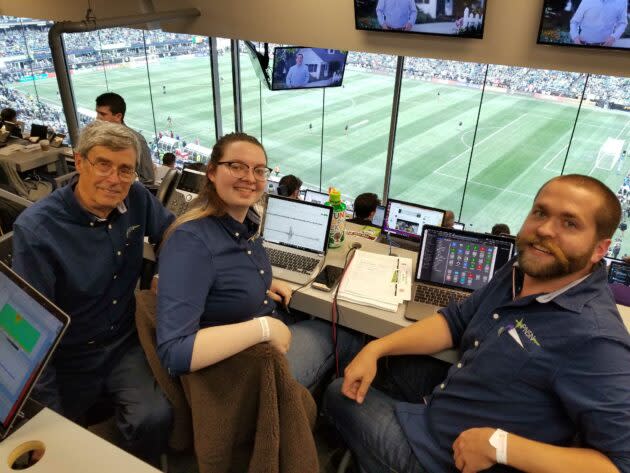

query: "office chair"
xmin=156 ymin=169 xmax=180 ymax=205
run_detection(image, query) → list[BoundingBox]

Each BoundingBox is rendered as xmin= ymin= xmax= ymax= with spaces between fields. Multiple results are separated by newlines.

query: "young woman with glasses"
xmin=155 ymin=132 xmax=362 ymax=389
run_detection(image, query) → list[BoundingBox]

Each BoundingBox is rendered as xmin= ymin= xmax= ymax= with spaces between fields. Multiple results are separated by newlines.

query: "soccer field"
xmin=14 ymin=54 xmax=630 ymax=247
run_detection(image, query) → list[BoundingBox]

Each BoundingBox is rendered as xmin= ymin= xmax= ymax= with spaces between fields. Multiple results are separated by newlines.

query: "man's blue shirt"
xmin=396 ymin=261 xmax=630 ymax=473
xmin=12 ymin=181 xmax=174 ymax=347
xmin=156 ymin=211 xmax=275 ymax=376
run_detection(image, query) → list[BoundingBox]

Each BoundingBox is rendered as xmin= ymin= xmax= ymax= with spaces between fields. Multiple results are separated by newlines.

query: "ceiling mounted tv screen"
xmin=271 ymin=47 xmax=348 ymax=91
xmin=354 ymin=0 xmax=486 ymax=38
xmin=538 ymin=0 xmax=630 ymax=51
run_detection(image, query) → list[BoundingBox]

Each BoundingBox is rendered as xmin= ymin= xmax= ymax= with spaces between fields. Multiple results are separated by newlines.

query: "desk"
xmin=0 ymin=408 xmax=159 ymax=472
xmin=0 ymin=147 xmax=69 ymax=175
xmin=290 ymin=224 xmax=460 ymax=364
xmin=290 ymin=223 xmax=630 ymax=363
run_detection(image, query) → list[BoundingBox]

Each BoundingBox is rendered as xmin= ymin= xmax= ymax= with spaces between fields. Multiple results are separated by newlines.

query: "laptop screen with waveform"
xmin=262 ymin=195 xmax=333 ymax=254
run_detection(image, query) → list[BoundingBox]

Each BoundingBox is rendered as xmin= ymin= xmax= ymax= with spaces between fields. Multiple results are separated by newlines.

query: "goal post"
xmin=595 ymin=138 xmax=625 ymax=171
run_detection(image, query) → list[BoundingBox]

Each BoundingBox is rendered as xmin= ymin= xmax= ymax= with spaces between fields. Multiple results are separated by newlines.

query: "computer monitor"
xmin=30 ymin=124 xmax=48 ymax=140
xmin=304 ymin=189 xmax=329 ymax=206
xmin=383 ymin=199 xmax=445 ymax=241
xmin=608 ymin=260 xmax=630 ymax=285
xmin=2 ymin=121 xmax=22 ymax=139
xmin=371 ymin=205 xmax=386 ymax=228
xmin=453 ymin=222 xmax=465 ymax=231
xmin=0 ymin=262 xmax=69 ymax=439
xmin=267 ymin=179 xmax=279 ymax=194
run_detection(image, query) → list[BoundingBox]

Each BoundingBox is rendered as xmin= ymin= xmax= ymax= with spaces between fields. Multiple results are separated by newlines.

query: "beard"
xmin=516 ymin=234 xmax=594 ymax=280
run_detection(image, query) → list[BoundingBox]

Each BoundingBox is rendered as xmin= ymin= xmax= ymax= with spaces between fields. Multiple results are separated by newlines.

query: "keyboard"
xmin=266 ymin=247 xmax=319 ymax=274
xmin=414 ymin=284 xmax=468 ymax=307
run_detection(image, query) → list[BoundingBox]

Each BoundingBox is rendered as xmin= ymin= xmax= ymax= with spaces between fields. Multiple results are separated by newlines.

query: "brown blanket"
xmin=181 ymin=343 xmax=319 ymax=473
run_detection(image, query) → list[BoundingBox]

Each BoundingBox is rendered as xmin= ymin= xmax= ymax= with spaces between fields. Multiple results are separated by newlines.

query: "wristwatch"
xmin=489 ymin=429 xmax=508 ymax=465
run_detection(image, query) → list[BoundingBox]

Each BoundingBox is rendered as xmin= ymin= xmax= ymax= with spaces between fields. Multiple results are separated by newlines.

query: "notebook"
xmin=405 ymin=225 xmax=515 ymax=322
xmin=0 ymin=262 xmax=70 ymax=439
xmin=261 ymin=195 xmax=333 ymax=284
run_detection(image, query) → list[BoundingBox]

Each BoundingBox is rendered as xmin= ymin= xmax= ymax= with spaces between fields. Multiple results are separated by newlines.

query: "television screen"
xmin=354 ymin=0 xmax=486 ymax=38
xmin=538 ymin=0 xmax=630 ymax=50
xmin=271 ymin=47 xmax=348 ymax=91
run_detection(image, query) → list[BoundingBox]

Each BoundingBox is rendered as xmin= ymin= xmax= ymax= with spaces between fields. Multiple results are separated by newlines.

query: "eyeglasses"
xmin=84 ymin=157 xmax=137 ymax=182
xmin=216 ymin=161 xmax=272 ymax=182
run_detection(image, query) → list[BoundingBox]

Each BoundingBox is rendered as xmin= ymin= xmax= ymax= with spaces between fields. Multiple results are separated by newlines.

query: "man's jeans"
xmin=323 ymin=355 xmax=451 ymax=473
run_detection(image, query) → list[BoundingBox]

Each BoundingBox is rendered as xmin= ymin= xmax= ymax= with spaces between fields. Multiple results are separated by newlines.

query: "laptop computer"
xmin=261 ymin=194 xmax=333 ymax=284
xmin=608 ymin=260 xmax=630 ymax=285
xmin=0 ymin=262 xmax=70 ymax=439
xmin=371 ymin=205 xmax=386 ymax=228
xmin=304 ymin=189 xmax=329 ymax=206
xmin=405 ymin=225 xmax=515 ymax=322
xmin=381 ymin=199 xmax=446 ymax=251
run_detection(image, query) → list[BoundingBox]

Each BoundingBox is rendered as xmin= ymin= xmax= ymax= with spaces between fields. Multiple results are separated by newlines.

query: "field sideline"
xmin=13 ymin=54 xmax=630 ymax=252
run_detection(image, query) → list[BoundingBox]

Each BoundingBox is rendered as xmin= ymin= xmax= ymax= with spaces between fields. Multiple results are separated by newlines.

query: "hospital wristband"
xmin=489 ymin=429 xmax=508 ymax=465
xmin=257 ymin=316 xmax=270 ymax=342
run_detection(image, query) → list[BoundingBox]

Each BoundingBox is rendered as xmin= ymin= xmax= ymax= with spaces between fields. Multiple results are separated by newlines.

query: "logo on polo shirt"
xmin=126 ymin=224 xmax=140 ymax=238
xmin=515 ymin=318 xmax=540 ymax=347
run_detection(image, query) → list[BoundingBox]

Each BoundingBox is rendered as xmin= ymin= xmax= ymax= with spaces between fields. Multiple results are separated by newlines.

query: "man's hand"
xmin=404 ymin=22 xmax=413 ymax=30
xmin=150 ymin=274 xmax=159 ymax=294
xmin=268 ymin=279 xmax=292 ymax=307
xmin=573 ymin=36 xmax=583 ymax=44
xmin=452 ymin=428 xmax=497 ymax=473
xmin=603 ymin=36 xmax=616 ymax=47
xmin=341 ymin=343 xmax=380 ymax=404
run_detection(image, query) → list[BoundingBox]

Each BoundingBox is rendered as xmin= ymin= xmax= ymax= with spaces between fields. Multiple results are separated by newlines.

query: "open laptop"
xmin=261 ymin=195 xmax=333 ymax=284
xmin=370 ymin=204 xmax=386 ymax=228
xmin=0 ymin=262 xmax=70 ymax=439
xmin=304 ymin=189 xmax=329 ymax=206
xmin=405 ymin=226 xmax=515 ymax=322
xmin=608 ymin=260 xmax=630 ymax=285
xmin=381 ymin=199 xmax=445 ymax=251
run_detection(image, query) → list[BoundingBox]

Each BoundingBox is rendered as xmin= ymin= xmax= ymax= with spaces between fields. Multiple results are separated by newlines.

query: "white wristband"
xmin=489 ymin=429 xmax=508 ymax=465
xmin=257 ymin=317 xmax=270 ymax=342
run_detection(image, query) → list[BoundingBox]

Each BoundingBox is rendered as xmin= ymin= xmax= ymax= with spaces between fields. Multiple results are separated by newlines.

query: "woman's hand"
xmin=268 ymin=278 xmax=293 ymax=307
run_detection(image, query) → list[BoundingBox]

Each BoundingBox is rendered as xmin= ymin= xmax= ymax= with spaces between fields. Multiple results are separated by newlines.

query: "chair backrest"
xmin=156 ymin=168 xmax=180 ymax=204
xmin=0 ymin=232 xmax=12 ymax=267
xmin=134 ymin=289 xmax=193 ymax=451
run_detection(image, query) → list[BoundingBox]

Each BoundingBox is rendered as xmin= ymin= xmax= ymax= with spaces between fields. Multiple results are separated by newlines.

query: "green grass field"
xmin=12 ymin=54 xmax=630 ymax=251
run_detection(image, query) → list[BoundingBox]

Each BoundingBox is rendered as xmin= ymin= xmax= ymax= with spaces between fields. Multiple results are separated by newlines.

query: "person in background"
xmin=570 ymin=0 xmax=627 ymax=47
xmin=154 ymin=152 xmax=177 ymax=185
xmin=95 ymin=92 xmax=155 ymax=186
xmin=347 ymin=193 xmax=380 ymax=226
xmin=285 ymin=53 xmax=310 ymax=88
xmin=491 ymin=223 xmax=511 ymax=236
xmin=443 ymin=210 xmax=455 ymax=228
xmin=278 ymin=174 xmax=303 ymax=199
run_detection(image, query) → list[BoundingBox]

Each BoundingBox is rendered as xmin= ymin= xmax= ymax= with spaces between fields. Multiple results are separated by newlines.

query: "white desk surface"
xmin=0 ymin=147 xmax=64 ymax=173
xmin=0 ymin=408 xmax=159 ymax=473
xmin=290 ymin=223 xmax=630 ymax=363
xmin=290 ymin=224 xmax=460 ymax=364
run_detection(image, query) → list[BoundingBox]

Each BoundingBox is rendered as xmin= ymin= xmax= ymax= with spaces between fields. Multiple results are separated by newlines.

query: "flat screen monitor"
xmin=2 ymin=121 xmax=22 ymax=139
xmin=271 ymin=47 xmax=348 ymax=91
xmin=354 ymin=0 xmax=487 ymax=38
xmin=538 ymin=0 xmax=630 ymax=51
xmin=609 ymin=260 xmax=630 ymax=285
xmin=304 ymin=189 xmax=329 ymax=206
xmin=267 ymin=179 xmax=279 ymax=194
xmin=453 ymin=221 xmax=465 ymax=230
xmin=383 ymin=199 xmax=445 ymax=241
xmin=243 ymin=40 xmax=271 ymax=88
xmin=371 ymin=204 xmax=386 ymax=228
xmin=30 ymin=124 xmax=48 ymax=140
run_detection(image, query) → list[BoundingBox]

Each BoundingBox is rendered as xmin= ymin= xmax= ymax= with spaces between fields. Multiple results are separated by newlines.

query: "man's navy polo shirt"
xmin=12 ymin=181 xmax=174 ymax=348
xmin=396 ymin=261 xmax=630 ymax=473
xmin=157 ymin=211 xmax=275 ymax=376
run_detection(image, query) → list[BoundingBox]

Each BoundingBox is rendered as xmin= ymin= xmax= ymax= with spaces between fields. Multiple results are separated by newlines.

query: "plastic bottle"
xmin=326 ymin=188 xmax=346 ymax=248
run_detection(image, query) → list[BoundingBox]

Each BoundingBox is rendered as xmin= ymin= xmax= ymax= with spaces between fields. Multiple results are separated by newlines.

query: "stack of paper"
xmin=337 ymin=250 xmax=412 ymax=312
